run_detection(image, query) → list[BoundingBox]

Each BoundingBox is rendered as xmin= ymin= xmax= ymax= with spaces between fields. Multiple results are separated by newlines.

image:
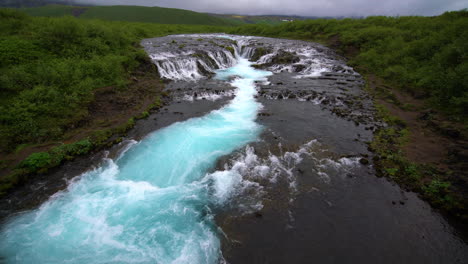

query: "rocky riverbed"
xmin=0 ymin=34 xmax=466 ymax=264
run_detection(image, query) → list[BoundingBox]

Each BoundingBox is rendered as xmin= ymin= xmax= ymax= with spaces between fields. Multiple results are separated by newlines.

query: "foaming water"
xmin=153 ymin=48 xmax=237 ymax=81
xmin=0 ymin=57 xmax=271 ymax=263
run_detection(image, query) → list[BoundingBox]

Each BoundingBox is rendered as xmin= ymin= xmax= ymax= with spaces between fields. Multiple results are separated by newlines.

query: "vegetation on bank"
xmin=368 ymin=93 xmax=463 ymax=216
xmin=0 ymin=95 xmax=163 ymax=195
xmin=229 ymin=10 xmax=468 ymax=120
xmin=19 ymin=4 xmax=241 ymax=26
xmin=0 ymin=8 xmax=227 ymax=194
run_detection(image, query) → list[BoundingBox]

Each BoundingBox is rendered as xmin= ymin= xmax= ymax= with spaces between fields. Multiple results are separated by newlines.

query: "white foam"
xmin=156 ymin=58 xmax=204 ymax=81
xmin=178 ymin=90 xmax=236 ymax=102
xmin=210 ymin=170 xmax=243 ymax=204
xmin=248 ymin=44 xmax=360 ymax=78
xmin=150 ymin=51 xmax=194 ymax=61
xmin=206 ymin=139 xmax=364 ymax=213
xmin=149 ymin=37 xmax=241 ymax=82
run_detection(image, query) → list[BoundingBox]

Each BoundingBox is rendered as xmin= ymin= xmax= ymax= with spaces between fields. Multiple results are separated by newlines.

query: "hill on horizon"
xmin=209 ymin=14 xmax=300 ymax=25
xmin=18 ymin=4 xmax=242 ymax=26
xmin=9 ymin=3 xmax=354 ymax=26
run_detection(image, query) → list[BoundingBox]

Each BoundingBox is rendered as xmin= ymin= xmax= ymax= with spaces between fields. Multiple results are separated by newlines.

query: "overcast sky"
xmin=71 ymin=0 xmax=466 ymax=16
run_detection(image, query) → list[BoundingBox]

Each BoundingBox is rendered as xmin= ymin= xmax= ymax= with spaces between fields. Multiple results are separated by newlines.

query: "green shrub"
xmin=91 ymin=130 xmax=113 ymax=146
xmin=136 ymin=111 xmax=150 ymax=119
xmin=19 ymin=152 xmax=52 ymax=171
xmin=422 ymin=179 xmax=455 ymax=208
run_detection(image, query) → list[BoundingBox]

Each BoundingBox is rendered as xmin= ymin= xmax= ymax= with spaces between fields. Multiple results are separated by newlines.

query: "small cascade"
xmin=240 ymin=46 xmax=255 ymax=59
xmin=236 ymin=38 xmax=256 ymax=59
xmin=256 ymin=52 xmax=275 ymax=64
xmin=155 ymin=58 xmax=203 ymax=81
xmin=147 ymin=36 xmax=241 ymax=82
xmin=206 ymin=50 xmax=237 ymax=69
xmin=153 ymin=51 xmax=237 ymax=81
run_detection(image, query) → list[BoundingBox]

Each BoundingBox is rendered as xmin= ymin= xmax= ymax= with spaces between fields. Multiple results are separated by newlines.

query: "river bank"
xmin=327 ymin=36 xmax=468 ymax=226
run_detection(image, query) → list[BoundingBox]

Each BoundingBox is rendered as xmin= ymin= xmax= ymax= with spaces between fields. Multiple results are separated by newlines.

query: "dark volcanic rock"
xmin=250 ymin=47 xmax=271 ymax=62
xmin=270 ymin=50 xmax=300 ymax=64
xmin=359 ymin=158 xmax=370 ymax=165
xmin=292 ymin=64 xmax=307 ymax=72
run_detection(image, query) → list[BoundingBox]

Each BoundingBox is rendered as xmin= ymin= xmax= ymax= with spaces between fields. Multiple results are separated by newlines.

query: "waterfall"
xmin=155 ymin=58 xmax=203 ymax=81
xmin=148 ymin=34 xmax=358 ymax=82
xmin=241 ymin=46 xmax=256 ymax=59
xmin=150 ymin=42 xmax=239 ymax=81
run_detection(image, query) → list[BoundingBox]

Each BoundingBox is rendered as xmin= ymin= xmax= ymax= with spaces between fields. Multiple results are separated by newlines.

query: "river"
xmin=0 ymin=34 xmax=466 ymax=264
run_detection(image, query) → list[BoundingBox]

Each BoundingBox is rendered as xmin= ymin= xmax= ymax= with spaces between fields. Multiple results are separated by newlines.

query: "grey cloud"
xmin=72 ymin=0 xmax=467 ymax=16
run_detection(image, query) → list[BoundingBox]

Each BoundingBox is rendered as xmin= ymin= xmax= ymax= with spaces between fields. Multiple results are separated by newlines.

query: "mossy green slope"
xmin=20 ymin=4 xmax=83 ymax=17
xmin=20 ymin=4 xmax=241 ymax=26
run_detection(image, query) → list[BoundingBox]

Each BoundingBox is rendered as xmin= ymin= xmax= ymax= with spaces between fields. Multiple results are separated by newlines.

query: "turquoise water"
xmin=0 ymin=58 xmax=271 ymax=263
